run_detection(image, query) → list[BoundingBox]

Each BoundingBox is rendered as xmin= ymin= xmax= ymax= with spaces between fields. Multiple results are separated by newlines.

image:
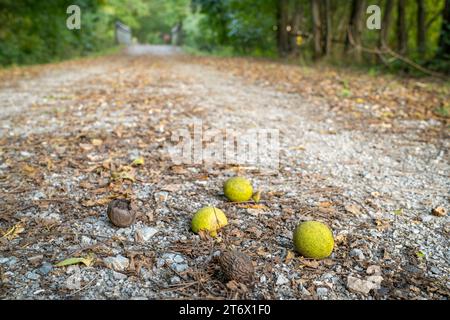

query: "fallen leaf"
xmin=299 ymin=258 xmax=320 ymax=269
xmin=393 ymin=208 xmax=403 ymax=215
xmin=431 ymin=206 xmax=447 ymax=217
xmin=319 ymin=201 xmax=333 ymax=208
xmin=237 ymin=204 xmax=267 ymax=210
xmin=91 ymin=139 xmax=103 ymax=146
xmin=252 ymin=190 xmax=261 ymax=203
xmin=22 ymin=164 xmax=38 ymax=177
xmin=285 ymin=250 xmax=295 ymax=264
xmin=345 ymin=204 xmax=361 ymax=215
xmin=288 ymin=146 xmax=306 ymax=151
xmin=375 ymin=219 xmax=390 ymax=231
xmin=82 ymin=197 xmax=112 ymax=207
xmin=55 ymin=255 xmax=94 ymax=267
xmin=1 ymin=223 xmax=25 ymax=240
xmin=132 ymin=157 xmax=144 ymax=166
xmin=79 ymin=143 xmax=94 ymax=152
xmin=416 ymin=251 xmax=426 ymax=260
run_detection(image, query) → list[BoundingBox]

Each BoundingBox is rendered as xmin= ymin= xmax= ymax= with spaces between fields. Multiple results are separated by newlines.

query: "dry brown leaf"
xmin=299 ymin=259 xmax=320 ymax=269
xmin=285 ymin=250 xmax=295 ymax=264
xmin=345 ymin=204 xmax=362 ymax=215
xmin=82 ymin=197 xmax=112 ymax=207
xmin=1 ymin=223 xmax=25 ymax=240
xmin=319 ymin=201 xmax=333 ymax=208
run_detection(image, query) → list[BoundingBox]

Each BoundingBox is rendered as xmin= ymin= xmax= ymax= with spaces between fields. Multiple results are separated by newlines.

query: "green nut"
xmin=293 ymin=221 xmax=334 ymax=259
xmin=223 ymin=177 xmax=253 ymax=202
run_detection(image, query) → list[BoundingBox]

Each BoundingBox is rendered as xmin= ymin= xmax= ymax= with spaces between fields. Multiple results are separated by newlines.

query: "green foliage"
xmin=2 ymin=0 xmax=449 ymax=75
xmin=0 ymin=0 xmax=183 ymax=66
xmin=0 ymin=0 xmax=112 ymax=65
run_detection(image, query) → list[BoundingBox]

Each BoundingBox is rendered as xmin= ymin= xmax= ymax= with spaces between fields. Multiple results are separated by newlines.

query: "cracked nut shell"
xmin=218 ymin=249 xmax=255 ymax=285
xmin=107 ymin=199 xmax=136 ymax=228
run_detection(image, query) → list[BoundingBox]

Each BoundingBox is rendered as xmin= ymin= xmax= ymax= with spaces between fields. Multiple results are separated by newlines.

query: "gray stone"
xmin=276 ymin=274 xmax=289 ymax=286
xmin=111 ymin=270 xmax=127 ymax=280
xmin=350 ymin=248 xmax=365 ymax=260
xmin=347 ymin=275 xmax=382 ymax=294
xmin=170 ymin=276 xmax=181 ymax=284
xmin=37 ymin=262 xmax=53 ymax=275
xmin=28 ymin=255 xmax=44 ymax=264
xmin=154 ymin=191 xmax=169 ymax=202
xmin=316 ymin=287 xmax=329 ymax=296
xmin=81 ymin=236 xmax=92 ymax=245
xmin=173 ymin=255 xmax=184 ymax=263
xmin=6 ymin=257 xmax=18 ymax=266
xmin=135 ymin=227 xmax=158 ymax=242
xmin=103 ymin=255 xmax=130 ymax=272
xmin=26 ymin=271 xmax=41 ymax=280
xmin=172 ymin=263 xmax=188 ymax=273
xmin=0 ymin=257 xmax=10 ymax=264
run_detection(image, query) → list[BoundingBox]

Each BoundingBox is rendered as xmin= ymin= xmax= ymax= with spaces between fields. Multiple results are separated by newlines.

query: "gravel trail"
xmin=0 ymin=45 xmax=448 ymax=300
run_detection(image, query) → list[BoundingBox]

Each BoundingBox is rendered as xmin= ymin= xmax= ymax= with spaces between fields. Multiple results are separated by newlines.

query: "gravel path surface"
xmin=0 ymin=45 xmax=448 ymax=300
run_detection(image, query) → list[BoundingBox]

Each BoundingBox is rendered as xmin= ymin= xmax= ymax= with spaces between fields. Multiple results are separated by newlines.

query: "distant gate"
xmin=115 ymin=21 xmax=132 ymax=45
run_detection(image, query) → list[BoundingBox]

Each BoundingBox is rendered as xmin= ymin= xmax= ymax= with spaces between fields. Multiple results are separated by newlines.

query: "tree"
xmin=324 ymin=0 xmax=332 ymax=55
xmin=311 ymin=0 xmax=323 ymax=59
xmin=417 ymin=0 xmax=426 ymax=58
xmin=289 ymin=0 xmax=302 ymax=56
xmin=436 ymin=0 xmax=450 ymax=64
xmin=379 ymin=0 xmax=395 ymax=50
xmin=397 ymin=0 xmax=407 ymax=55
xmin=277 ymin=0 xmax=289 ymax=56
xmin=345 ymin=0 xmax=366 ymax=62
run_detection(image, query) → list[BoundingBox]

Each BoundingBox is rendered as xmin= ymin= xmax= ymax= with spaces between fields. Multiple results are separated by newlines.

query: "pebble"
xmin=37 ymin=262 xmax=53 ymax=275
xmin=173 ymin=263 xmax=188 ymax=273
xmin=81 ymin=236 xmax=93 ymax=245
xmin=111 ymin=270 xmax=127 ymax=280
xmin=170 ymin=276 xmax=181 ymax=284
xmin=103 ymin=255 xmax=130 ymax=272
xmin=0 ymin=257 xmax=10 ymax=264
xmin=6 ymin=257 xmax=18 ymax=266
xmin=25 ymin=271 xmax=41 ymax=280
xmin=154 ymin=191 xmax=169 ymax=202
xmin=347 ymin=275 xmax=382 ymax=294
xmin=276 ymin=274 xmax=289 ymax=286
xmin=299 ymin=285 xmax=311 ymax=296
xmin=316 ymin=287 xmax=329 ymax=296
xmin=161 ymin=253 xmax=188 ymax=272
xmin=349 ymin=248 xmax=365 ymax=260
xmin=135 ymin=227 xmax=158 ymax=242
xmin=65 ymin=273 xmax=81 ymax=290
xmin=28 ymin=255 xmax=44 ymax=264
xmin=260 ymin=275 xmax=267 ymax=283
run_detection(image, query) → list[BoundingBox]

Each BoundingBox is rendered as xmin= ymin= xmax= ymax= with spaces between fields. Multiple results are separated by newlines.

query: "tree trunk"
xmin=312 ymin=0 xmax=323 ymax=59
xmin=436 ymin=0 xmax=450 ymax=62
xmin=417 ymin=0 xmax=426 ymax=58
xmin=397 ymin=0 xmax=408 ymax=55
xmin=290 ymin=1 xmax=302 ymax=56
xmin=345 ymin=0 xmax=366 ymax=62
xmin=277 ymin=0 xmax=289 ymax=57
xmin=379 ymin=0 xmax=395 ymax=49
xmin=324 ymin=0 xmax=332 ymax=55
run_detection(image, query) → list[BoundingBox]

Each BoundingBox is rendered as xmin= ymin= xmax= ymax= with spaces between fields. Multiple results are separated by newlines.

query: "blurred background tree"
xmin=0 ymin=0 xmax=448 ymax=74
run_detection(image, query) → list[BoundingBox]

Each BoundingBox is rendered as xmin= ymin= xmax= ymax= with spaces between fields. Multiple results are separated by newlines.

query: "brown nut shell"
xmin=218 ymin=249 xmax=255 ymax=285
xmin=107 ymin=199 xmax=136 ymax=228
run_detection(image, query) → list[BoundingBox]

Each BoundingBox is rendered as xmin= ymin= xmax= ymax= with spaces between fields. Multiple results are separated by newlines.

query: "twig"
xmin=347 ymin=29 xmax=448 ymax=79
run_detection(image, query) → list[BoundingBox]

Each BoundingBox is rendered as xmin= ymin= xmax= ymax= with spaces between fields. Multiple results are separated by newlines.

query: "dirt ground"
xmin=0 ymin=45 xmax=448 ymax=300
